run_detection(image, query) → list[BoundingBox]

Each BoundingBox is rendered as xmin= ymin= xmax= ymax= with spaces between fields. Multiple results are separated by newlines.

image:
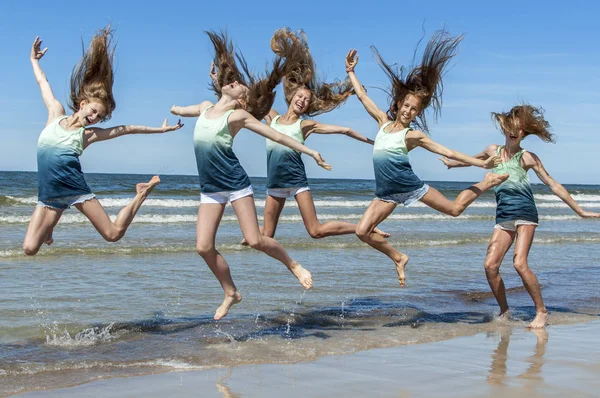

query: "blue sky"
xmin=1 ymin=0 xmax=599 ymax=184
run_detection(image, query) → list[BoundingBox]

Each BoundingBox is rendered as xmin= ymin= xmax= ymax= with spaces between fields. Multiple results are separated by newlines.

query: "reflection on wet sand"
xmin=487 ymin=327 xmax=549 ymax=391
xmin=216 ymin=369 xmax=241 ymax=398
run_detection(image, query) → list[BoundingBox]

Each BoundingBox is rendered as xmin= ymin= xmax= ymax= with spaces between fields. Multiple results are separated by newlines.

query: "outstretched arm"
xmin=83 ymin=118 xmax=183 ymax=148
xmin=229 ymin=110 xmax=331 ymax=171
xmin=30 ymin=36 xmax=65 ymax=124
xmin=171 ymin=101 xmax=213 ymax=117
xmin=302 ymin=120 xmax=374 ymax=144
xmin=440 ymin=145 xmax=498 ymax=168
xmin=345 ymin=49 xmax=389 ymax=126
xmin=408 ymin=131 xmax=500 ymax=169
xmin=526 ymin=152 xmax=600 ymax=218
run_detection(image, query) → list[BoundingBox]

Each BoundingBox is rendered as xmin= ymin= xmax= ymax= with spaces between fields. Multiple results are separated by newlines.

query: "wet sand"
xmin=15 ymin=320 xmax=600 ymax=397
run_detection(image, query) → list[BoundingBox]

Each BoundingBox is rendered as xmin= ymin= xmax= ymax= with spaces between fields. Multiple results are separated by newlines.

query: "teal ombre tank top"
xmin=492 ymin=146 xmax=538 ymax=223
xmin=37 ymin=116 xmax=92 ymax=201
xmin=373 ymin=122 xmax=424 ymax=197
xmin=265 ymin=115 xmax=308 ymax=189
xmin=193 ymin=107 xmax=251 ymax=193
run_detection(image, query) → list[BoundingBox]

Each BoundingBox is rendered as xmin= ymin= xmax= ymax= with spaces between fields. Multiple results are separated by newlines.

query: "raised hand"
xmin=345 ymin=49 xmax=359 ymax=72
xmin=31 ymin=36 xmax=48 ymax=61
xmin=161 ymin=118 xmax=184 ymax=132
xmin=484 ymin=155 xmax=501 ymax=169
xmin=312 ymin=152 xmax=332 ymax=171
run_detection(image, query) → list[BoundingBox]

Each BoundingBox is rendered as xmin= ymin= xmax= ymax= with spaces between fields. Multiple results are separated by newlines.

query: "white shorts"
xmin=494 ymin=220 xmax=539 ymax=232
xmin=200 ymin=186 xmax=254 ymax=204
xmin=376 ymin=184 xmax=430 ymax=206
xmin=266 ymin=186 xmax=310 ymax=199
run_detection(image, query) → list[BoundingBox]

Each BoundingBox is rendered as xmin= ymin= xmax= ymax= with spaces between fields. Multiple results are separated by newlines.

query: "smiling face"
xmin=77 ymin=99 xmax=108 ymax=126
xmin=505 ymin=117 xmax=526 ymax=144
xmin=396 ymin=94 xmax=422 ymax=126
xmin=288 ymin=87 xmax=312 ymax=115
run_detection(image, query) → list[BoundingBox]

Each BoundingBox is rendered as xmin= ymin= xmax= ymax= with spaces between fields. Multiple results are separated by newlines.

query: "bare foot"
xmin=527 ymin=310 xmax=548 ymax=329
xmin=484 ymin=173 xmax=510 ymax=189
xmin=214 ymin=291 xmax=242 ymax=320
xmin=290 ymin=261 xmax=313 ymax=289
xmin=240 ymin=237 xmax=249 ymax=246
xmin=44 ymin=231 xmax=54 ymax=246
xmin=395 ymin=254 xmax=409 ymax=287
xmin=136 ymin=175 xmax=161 ymax=197
xmin=496 ymin=310 xmax=512 ymax=323
xmin=374 ymin=227 xmax=390 ymax=238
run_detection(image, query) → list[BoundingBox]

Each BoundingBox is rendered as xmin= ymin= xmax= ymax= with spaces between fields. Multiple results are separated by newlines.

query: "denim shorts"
xmin=37 ymin=193 xmax=96 ymax=210
xmin=376 ymin=184 xmax=430 ymax=206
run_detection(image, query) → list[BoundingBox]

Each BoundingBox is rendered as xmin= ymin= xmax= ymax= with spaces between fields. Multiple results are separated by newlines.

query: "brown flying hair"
xmin=69 ymin=26 xmax=116 ymax=121
xmin=371 ymin=30 xmax=463 ymax=132
xmin=271 ymin=28 xmax=354 ymax=117
xmin=492 ymin=104 xmax=555 ymax=143
xmin=206 ymin=30 xmax=304 ymax=120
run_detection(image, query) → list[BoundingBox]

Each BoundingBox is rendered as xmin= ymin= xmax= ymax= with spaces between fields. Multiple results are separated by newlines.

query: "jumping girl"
xmin=440 ymin=104 xmax=600 ymax=328
xmin=345 ymin=30 xmax=508 ymax=287
xmin=250 ymin=29 xmax=388 ymax=241
xmin=170 ymin=31 xmax=330 ymax=320
xmin=24 ymin=27 xmax=183 ymax=256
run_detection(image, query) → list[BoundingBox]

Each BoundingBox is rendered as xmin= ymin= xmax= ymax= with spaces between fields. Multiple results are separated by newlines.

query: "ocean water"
xmin=1 ymin=171 xmax=599 ymax=395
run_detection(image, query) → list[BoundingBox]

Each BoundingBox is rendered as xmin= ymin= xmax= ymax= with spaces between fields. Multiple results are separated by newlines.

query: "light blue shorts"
xmin=37 ymin=193 xmax=96 ymax=210
xmin=376 ymin=184 xmax=430 ymax=206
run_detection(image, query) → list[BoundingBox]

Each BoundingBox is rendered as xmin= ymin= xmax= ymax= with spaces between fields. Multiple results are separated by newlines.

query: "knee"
xmin=355 ymin=225 xmax=370 ymax=242
xmin=448 ymin=206 xmax=463 ymax=217
xmin=246 ymin=236 xmax=263 ymax=251
xmin=102 ymin=229 xmax=123 ymax=243
xmin=196 ymin=243 xmax=215 ymax=257
xmin=23 ymin=242 xmax=39 ymax=256
xmin=307 ymin=225 xmax=324 ymax=239
xmin=513 ymin=256 xmax=529 ymax=274
xmin=484 ymin=258 xmax=500 ymax=275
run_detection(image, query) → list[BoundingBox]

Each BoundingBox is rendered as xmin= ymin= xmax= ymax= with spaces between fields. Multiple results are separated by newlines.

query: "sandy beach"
xmin=14 ymin=320 xmax=600 ymax=397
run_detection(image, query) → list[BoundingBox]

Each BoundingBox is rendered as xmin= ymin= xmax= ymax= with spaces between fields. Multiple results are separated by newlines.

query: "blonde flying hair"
xmin=492 ymin=104 xmax=555 ymax=143
xmin=271 ymin=28 xmax=354 ymax=117
xmin=372 ymin=30 xmax=463 ymax=132
xmin=69 ymin=26 xmax=116 ymax=121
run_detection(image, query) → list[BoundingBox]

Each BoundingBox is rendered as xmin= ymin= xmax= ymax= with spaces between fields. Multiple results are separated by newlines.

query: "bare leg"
xmin=231 ymin=195 xmax=312 ymax=289
xmin=75 ymin=176 xmax=160 ymax=242
xmin=23 ymin=206 xmax=64 ymax=255
xmin=196 ymin=202 xmax=241 ymax=320
xmin=295 ymin=190 xmax=389 ymax=239
xmin=484 ymin=228 xmax=516 ymax=316
xmin=355 ymin=199 xmax=409 ymax=286
xmin=420 ymin=173 xmax=509 ymax=217
xmin=513 ymin=225 xmax=548 ymax=328
xmin=241 ymin=194 xmax=286 ymax=244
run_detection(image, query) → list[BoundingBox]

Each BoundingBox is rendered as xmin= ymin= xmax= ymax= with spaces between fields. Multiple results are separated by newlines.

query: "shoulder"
xmin=484 ymin=144 xmax=500 ymax=156
xmin=406 ymin=129 xmax=427 ymax=140
xmin=198 ymin=101 xmax=214 ymax=114
xmin=521 ymin=149 xmax=541 ymax=166
xmin=300 ymin=119 xmax=317 ymax=129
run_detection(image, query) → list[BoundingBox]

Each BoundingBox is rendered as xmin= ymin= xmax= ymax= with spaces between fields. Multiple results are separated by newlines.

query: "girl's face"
xmin=222 ymin=81 xmax=249 ymax=108
xmin=78 ymin=99 xmax=107 ymax=126
xmin=289 ymin=87 xmax=312 ymax=115
xmin=397 ymin=94 xmax=421 ymax=126
xmin=506 ymin=117 xmax=525 ymax=144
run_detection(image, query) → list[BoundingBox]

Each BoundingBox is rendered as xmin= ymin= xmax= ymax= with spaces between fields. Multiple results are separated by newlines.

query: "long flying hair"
xmin=69 ymin=26 xmax=116 ymax=121
xmin=271 ymin=28 xmax=354 ymax=117
xmin=492 ymin=104 xmax=555 ymax=143
xmin=207 ymin=30 xmax=304 ymax=120
xmin=372 ymin=30 xmax=463 ymax=132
